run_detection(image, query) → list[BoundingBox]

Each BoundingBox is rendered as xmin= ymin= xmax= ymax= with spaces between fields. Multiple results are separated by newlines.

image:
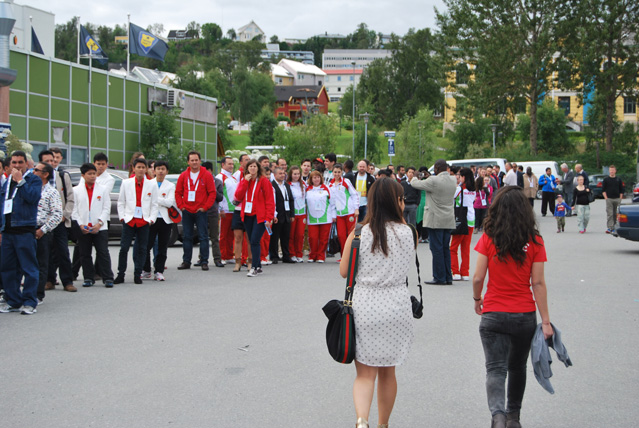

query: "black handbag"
xmin=322 ymin=223 xmax=363 ymax=364
xmin=451 ymin=191 xmax=468 ymax=235
xmin=328 ymin=223 xmax=341 ymax=255
xmin=407 ymin=224 xmax=424 ymax=319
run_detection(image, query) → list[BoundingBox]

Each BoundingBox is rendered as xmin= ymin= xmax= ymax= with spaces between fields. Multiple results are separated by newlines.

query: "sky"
xmin=22 ymin=0 xmax=448 ymax=39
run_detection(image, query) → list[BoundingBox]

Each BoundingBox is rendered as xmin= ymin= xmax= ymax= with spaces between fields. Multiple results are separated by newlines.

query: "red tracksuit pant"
xmin=288 ymin=214 xmax=306 ymax=259
xmin=220 ymin=213 xmax=234 ymax=261
xmin=450 ymin=227 xmax=473 ymax=276
xmin=261 ymin=232 xmax=270 ymax=262
xmin=308 ymin=223 xmax=331 ymax=261
xmin=335 ymin=214 xmax=356 ymax=256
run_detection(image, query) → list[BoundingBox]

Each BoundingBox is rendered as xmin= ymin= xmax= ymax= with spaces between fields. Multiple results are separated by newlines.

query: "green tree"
xmin=449 ymin=118 xmax=492 ymax=159
xmin=229 ymin=64 xmax=275 ymax=124
xmin=201 ymin=23 xmax=223 ymax=42
xmin=437 ymin=0 xmax=564 ymax=154
xmin=394 ymin=108 xmax=438 ymax=167
xmin=140 ymin=108 xmax=189 ymax=173
xmin=276 ymin=115 xmax=339 ymax=164
xmin=250 ymin=107 xmax=279 ymax=146
xmin=518 ymin=101 xmax=572 ymax=156
xmin=557 ymin=0 xmax=639 ymax=152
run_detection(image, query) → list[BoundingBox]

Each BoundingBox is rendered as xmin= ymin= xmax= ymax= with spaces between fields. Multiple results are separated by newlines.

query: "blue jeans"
xmin=244 ymin=215 xmax=266 ymax=268
xmin=357 ymin=206 xmax=367 ymax=223
xmin=118 ymin=223 xmax=149 ymax=278
xmin=479 ymin=311 xmax=537 ymax=416
xmin=182 ymin=210 xmax=209 ymax=264
xmin=1 ymin=232 xmax=39 ymax=308
xmin=426 ymin=228 xmax=452 ymax=283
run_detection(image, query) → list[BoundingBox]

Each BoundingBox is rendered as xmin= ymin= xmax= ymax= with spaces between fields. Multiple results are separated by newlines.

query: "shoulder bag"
xmin=451 ymin=190 xmax=468 ymax=236
xmin=322 ymin=223 xmax=363 ymax=364
xmin=407 ymin=224 xmax=424 ymax=319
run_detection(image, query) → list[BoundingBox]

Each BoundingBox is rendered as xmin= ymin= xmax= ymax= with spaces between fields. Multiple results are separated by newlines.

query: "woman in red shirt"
xmin=472 ymin=186 xmax=553 ymax=428
xmin=233 ymin=160 xmax=274 ymax=277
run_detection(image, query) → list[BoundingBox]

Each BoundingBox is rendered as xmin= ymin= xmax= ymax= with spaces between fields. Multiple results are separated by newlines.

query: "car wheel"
xmin=168 ymin=224 xmax=179 ymax=247
xmin=536 ymin=190 xmax=543 ymax=199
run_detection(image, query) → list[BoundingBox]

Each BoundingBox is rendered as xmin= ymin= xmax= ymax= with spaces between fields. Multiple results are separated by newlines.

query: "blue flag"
xmin=129 ymin=23 xmax=168 ymax=61
xmin=31 ymin=27 xmax=44 ymax=55
xmin=79 ymin=25 xmax=108 ymax=63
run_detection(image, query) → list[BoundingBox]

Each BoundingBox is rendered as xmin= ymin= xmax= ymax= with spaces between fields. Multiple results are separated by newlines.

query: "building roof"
xmin=274 ymin=85 xmax=325 ymax=103
xmin=278 ymin=58 xmax=326 ymax=76
xmin=270 ymin=63 xmax=293 ymax=78
xmin=322 ymin=69 xmax=363 ymax=75
xmin=237 ymin=20 xmax=264 ymax=34
xmin=323 ymin=49 xmax=391 ymax=55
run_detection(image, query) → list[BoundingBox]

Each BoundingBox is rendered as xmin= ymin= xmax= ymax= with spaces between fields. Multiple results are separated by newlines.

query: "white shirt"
xmin=503 ymin=169 xmax=518 ymax=186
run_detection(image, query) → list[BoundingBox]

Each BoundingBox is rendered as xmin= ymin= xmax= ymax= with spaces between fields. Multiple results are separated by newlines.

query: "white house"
xmin=237 ymin=20 xmax=265 ymax=43
xmin=277 ymin=58 xmax=326 ymax=87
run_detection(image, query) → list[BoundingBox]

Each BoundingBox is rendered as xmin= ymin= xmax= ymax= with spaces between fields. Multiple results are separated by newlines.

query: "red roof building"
xmin=274 ymin=85 xmax=329 ymax=124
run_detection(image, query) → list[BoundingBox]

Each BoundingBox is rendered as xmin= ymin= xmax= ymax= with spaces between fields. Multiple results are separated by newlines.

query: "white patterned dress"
xmin=352 ymin=222 xmax=415 ymax=366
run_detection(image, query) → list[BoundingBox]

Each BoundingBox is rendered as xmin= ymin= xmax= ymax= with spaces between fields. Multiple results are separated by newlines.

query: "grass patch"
xmin=227 ymin=131 xmax=251 ymax=150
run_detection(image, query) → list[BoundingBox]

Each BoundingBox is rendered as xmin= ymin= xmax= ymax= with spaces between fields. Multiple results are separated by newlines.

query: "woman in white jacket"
xmin=328 ymin=163 xmax=359 ymax=258
xmin=305 ymin=171 xmax=334 ymax=263
xmin=287 ymin=166 xmax=306 ymax=263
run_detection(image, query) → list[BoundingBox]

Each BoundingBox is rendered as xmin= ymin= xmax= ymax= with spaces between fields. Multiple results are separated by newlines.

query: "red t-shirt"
xmin=86 ymin=184 xmax=94 ymax=226
xmin=127 ymin=178 xmax=148 ymax=228
xmin=474 ymin=233 xmax=547 ymax=313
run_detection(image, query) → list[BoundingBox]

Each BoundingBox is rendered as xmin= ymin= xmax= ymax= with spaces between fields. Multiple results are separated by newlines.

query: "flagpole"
xmin=77 ymin=16 xmax=80 ymax=64
xmin=88 ymin=49 xmax=92 ymax=161
xmin=126 ymin=14 xmax=130 ymax=76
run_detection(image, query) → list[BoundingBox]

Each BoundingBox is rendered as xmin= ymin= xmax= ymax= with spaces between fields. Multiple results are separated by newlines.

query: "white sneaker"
xmin=307 ymin=259 xmax=315 ymax=263
xmin=290 ymin=256 xmax=298 ymax=262
xmin=155 ymin=272 xmax=165 ymax=281
xmin=247 ymin=268 xmax=258 ymax=277
xmin=461 ymin=276 xmax=470 ymax=281
xmin=317 ymin=260 xmax=325 ymax=263
xmin=141 ymin=271 xmax=153 ymax=280
xmin=224 ymin=259 xmax=235 ymax=264
xmin=452 ymin=274 xmax=462 ymax=281
xmin=263 ymin=260 xmax=272 ymax=266
xmin=296 ymin=258 xmax=304 ymax=263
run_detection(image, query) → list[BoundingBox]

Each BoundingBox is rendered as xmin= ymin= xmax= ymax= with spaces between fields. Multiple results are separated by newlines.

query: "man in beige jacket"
xmin=411 ymin=159 xmax=457 ymax=285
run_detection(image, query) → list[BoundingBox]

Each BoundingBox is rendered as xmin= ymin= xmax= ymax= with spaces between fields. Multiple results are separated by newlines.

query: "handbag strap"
xmin=406 ymin=224 xmax=423 ymax=304
xmin=344 ymin=223 xmax=364 ymax=307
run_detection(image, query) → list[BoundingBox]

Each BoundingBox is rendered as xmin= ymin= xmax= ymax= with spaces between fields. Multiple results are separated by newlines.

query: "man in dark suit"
xmin=514 ymin=163 xmax=525 ymax=188
xmin=270 ymin=167 xmax=295 ymax=264
xmin=560 ymin=163 xmax=575 ymax=215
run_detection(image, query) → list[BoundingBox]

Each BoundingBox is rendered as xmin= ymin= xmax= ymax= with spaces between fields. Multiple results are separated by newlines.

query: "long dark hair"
xmin=459 ymin=167 xmax=476 ymax=191
xmin=362 ymin=178 xmax=405 ymax=256
xmin=244 ymin=159 xmax=264 ymax=179
xmin=482 ymin=186 xmax=541 ymax=265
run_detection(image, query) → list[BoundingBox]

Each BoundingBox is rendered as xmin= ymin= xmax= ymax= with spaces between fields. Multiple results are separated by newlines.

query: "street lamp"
xmin=490 ymin=124 xmax=498 ymax=156
xmin=351 ymin=60 xmax=356 ymax=158
xmin=360 ymin=112 xmax=370 ymax=160
xmin=338 ymin=105 xmax=342 ymax=135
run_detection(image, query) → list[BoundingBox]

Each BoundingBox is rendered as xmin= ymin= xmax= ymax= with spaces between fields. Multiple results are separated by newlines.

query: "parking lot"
xmin=1 ymin=200 xmax=638 ymax=427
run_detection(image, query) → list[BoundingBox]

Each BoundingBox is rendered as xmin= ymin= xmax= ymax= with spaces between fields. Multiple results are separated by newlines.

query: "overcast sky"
xmin=22 ymin=0 xmax=448 ymax=39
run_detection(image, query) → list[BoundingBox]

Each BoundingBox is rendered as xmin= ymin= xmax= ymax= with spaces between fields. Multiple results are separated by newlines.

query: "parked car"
xmin=516 ymin=161 xmax=562 ymax=199
xmin=66 ymin=168 xmax=183 ymax=246
xmin=633 ymin=183 xmax=639 ymax=203
xmin=429 ymin=158 xmax=508 ymax=173
xmin=615 ymin=204 xmax=639 ymax=242
xmin=589 ymin=174 xmax=626 ymax=200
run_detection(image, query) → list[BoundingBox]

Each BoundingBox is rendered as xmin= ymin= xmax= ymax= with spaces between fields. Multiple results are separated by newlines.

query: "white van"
xmin=429 ymin=158 xmax=508 ymax=173
xmin=516 ymin=161 xmax=562 ymax=198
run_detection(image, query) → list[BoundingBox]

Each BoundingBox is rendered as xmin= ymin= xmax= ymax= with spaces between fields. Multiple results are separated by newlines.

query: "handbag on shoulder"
xmin=407 ymin=224 xmax=424 ymax=319
xmin=322 ymin=223 xmax=363 ymax=364
xmin=451 ymin=191 xmax=468 ymax=236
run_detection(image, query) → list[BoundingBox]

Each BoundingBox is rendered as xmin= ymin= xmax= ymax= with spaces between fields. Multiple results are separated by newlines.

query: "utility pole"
xmin=351 ymin=61 xmax=356 ymax=159
xmin=360 ymin=112 xmax=370 ymax=160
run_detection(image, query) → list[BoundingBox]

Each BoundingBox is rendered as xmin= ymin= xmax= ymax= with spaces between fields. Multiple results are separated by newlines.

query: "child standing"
xmin=554 ymin=194 xmax=570 ymax=233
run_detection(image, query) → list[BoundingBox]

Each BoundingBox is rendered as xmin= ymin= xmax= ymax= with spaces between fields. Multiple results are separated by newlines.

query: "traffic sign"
xmin=388 ymin=138 xmax=395 ymax=156
xmin=384 ymin=131 xmax=396 ymax=138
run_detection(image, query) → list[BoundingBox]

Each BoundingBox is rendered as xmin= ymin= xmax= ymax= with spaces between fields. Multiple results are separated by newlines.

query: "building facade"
xmin=8 ymin=1 xmax=55 ymax=57
xmin=277 ymin=59 xmax=326 ymax=86
xmin=237 ymin=20 xmax=265 ymax=43
xmin=322 ymin=49 xmax=391 ymax=70
xmin=323 ymin=69 xmax=362 ymax=102
xmin=262 ymin=44 xmax=314 ymax=65
xmin=273 ymin=85 xmax=329 ymax=124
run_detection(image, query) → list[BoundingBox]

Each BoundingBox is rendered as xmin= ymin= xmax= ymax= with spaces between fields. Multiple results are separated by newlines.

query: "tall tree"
xmin=437 ymin=0 xmax=563 ymax=154
xmin=557 ymin=0 xmax=639 ymax=152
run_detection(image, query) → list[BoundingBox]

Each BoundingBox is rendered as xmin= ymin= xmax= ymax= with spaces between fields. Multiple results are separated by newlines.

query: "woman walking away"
xmin=233 ymin=160 xmax=275 ymax=277
xmin=287 ymin=166 xmax=306 ymax=262
xmin=572 ymin=175 xmax=591 ymax=234
xmin=474 ymin=176 xmax=490 ymax=233
xmin=306 ymin=171 xmax=334 ymax=263
xmin=339 ymin=178 xmax=415 ymax=428
xmin=523 ymin=167 xmax=538 ymax=208
xmin=451 ymin=167 xmax=476 ymax=281
xmin=472 ymin=186 xmax=553 ymax=428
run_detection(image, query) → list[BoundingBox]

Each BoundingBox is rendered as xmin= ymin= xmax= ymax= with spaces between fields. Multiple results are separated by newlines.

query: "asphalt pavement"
xmin=1 ymin=199 xmax=638 ymax=427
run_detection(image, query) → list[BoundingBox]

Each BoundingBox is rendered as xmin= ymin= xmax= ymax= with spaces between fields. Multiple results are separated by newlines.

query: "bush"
xmin=250 ymin=106 xmax=278 ymax=146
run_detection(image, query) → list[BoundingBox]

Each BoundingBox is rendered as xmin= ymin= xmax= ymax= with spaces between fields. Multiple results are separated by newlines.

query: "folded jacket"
xmin=530 ymin=322 xmax=573 ymax=394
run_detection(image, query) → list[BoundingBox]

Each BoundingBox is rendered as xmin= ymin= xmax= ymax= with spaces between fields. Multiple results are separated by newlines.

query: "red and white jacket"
xmin=328 ymin=178 xmax=360 ymax=217
xmin=305 ymin=184 xmax=334 ymax=225
xmin=175 ymin=168 xmax=217 ymax=214
xmin=234 ymin=176 xmax=275 ymax=223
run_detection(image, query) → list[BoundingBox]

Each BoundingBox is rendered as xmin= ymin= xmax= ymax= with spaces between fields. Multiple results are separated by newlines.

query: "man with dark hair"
xmin=516 ymin=164 xmax=525 ymax=188
xmin=323 ymin=153 xmax=336 ymax=183
xmin=41 ymin=148 xmax=76 ymax=292
xmin=401 ymin=167 xmax=421 ymax=227
xmin=313 ymin=157 xmax=325 ymax=174
xmin=93 ymin=152 xmax=115 ymax=193
xmin=72 ymin=163 xmax=114 ymax=288
xmin=411 ymin=159 xmax=457 ymax=285
xmin=276 ymin=157 xmax=288 ymax=172
xmin=494 ymin=165 xmax=504 ymax=187
xmin=175 ymin=151 xmax=216 ymax=270
xmin=270 ymin=166 xmax=295 ymax=264
xmin=343 ymin=159 xmax=354 ymax=175
xmin=34 ymin=161 xmax=62 ymax=304
xmin=197 ymin=161 xmax=225 ymax=268
xmin=301 ymin=158 xmax=312 ymax=184
xmin=233 ymin=154 xmax=250 ymax=182
xmin=397 ymin=165 xmax=406 ymax=181
xmin=115 ymin=158 xmax=158 ymax=284
xmin=0 ymin=151 xmax=43 ymax=314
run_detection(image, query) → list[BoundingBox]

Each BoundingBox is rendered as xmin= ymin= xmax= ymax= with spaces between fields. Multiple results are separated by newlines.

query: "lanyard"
xmin=3 ymin=171 xmax=30 ymax=203
xmin=188 ymin=174 xmax=200 ymax=193
xmin=246 ymin=179 xmax=259 ymax=203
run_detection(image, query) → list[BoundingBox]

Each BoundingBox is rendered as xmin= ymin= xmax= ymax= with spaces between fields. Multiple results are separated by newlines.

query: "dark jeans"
xmin=357 ymin=206 xmax=367 ymax=223
xmin=426 ymin=228 xmax=452 ymax=283
xmin=475 ymin=208 xmax=487 ymax=231
xmin=244 ymin=215 xmax=266 ymax=268
xmin=182 ymin=210 xmax=209 ymax=264
xmin=479 ymin=311 xmax=537 ymax=416
xmin=48 ymin=223 xmax=74 ymax=286
xmin=117 ymin=223 xmax=149 ymax=278
xmin=37 ymin=232 xmax=52 ymax=300
xmin=403 ymin=204 xmax=418 ymax=228
xmin=1 ymin=232 xmax=39 ymax=308
xmin=78 ymin=230 xmax=113 ymax=282
xmin=144 ymin=218 xmax=172 ymax=273
xmin=541 ymin=191 xmax=555 ymax=216
xmin=269 ymin=219 xmax=291 ymax=261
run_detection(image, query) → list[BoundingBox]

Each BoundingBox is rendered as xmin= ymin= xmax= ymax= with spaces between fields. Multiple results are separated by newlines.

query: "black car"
xmin=615 ymin=204 xmax=639 ymax=242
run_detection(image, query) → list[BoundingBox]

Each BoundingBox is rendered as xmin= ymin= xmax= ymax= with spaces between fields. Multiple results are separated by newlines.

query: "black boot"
xmin=491 ymin=413 xmax=507 ymax=428
xmin=506 ymin=411 xmax=521 ymax=428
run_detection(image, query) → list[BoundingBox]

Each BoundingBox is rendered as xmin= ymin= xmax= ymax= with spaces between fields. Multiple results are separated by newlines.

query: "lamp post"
xmin=490 ymin=124 xmax=498 ymax=156
xmin=351 ymin=60 xmax=356 ymax=159
xmin=338 ymin=105 xmax=342 ymax=135
xmin=360 ymin=112 xmax=370 ymax=160
xmin=416 ymin=121 xmax=424 ymax=164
